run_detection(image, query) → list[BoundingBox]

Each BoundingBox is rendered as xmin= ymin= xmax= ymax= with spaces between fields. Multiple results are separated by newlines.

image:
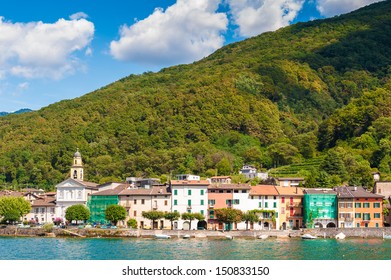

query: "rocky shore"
xmin=1 ymin=226 xmax=390 ymax=239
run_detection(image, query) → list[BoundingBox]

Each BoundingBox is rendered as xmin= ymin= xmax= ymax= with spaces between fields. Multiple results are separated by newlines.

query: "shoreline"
xmin=1 ymin=226 xmax=391 ymax=239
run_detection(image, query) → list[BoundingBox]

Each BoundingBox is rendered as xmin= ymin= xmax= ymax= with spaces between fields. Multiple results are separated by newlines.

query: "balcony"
xmin=286 ymin=202 xmax=302 ymax=208
xmin=152 ymin=206 xmax=158 ymax=210
xmin=187 ymin=206 xmax=192 ymax=210
xmin=209 ymin=204 xmax=215 ymax=209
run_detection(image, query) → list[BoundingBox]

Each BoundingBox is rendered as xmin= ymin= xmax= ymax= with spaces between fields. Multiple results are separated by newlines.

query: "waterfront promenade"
xmin=1 ymin=226 xmax=390 ymax=239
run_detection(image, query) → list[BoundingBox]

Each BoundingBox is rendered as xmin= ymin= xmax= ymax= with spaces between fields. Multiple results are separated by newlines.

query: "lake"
xmin=0 ymin=236 xmax=390 ymax=260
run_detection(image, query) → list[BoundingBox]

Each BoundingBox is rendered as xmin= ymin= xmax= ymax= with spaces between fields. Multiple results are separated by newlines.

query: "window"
xmin=133 ymin=211 xmax=137 ymax=216
xmin=50 ymin=208 xmax=55 ymax=214
xmin=374 ymin=213 xmax=381 ymax=218
xmin=201 ymin=200 xmax=204 ymax=206
xmin=265 ymin=202 xmax=269 ymax=208
xmin=363 ymin=213 xmax=370 ymax=221
xmin=276 ymin=212 xmax=278 ymax=218
xmin=346 ymin=202 xmax=353 ymax=208
xmin=356 ymin=223 xmax=360 ymax=228
xmin=210 ymin=190 xmax=215 ymax=193
xmin=200 ymin=190 xmax=204 ymax=195
xmin=273 ymin=196 xmax=277 ymax=200
xmin=374 ymin=203 xmax=381 ymax=208
xmin=339 ymin=202 xmax=345 ymax=208
xmin=251 ymin=196 xmax=254 ymax=200
xmin=174 ymin=200 xmax=177 ymax=206
xmin=208 ymin=199 xmax=215 ymax=206
xmin=188 ymin=200 xmax=191 ymax=206
xmin=141 ymin=199 xmax=145 ymax=205
xmin=265 ymin=196 xmax=268 ymax=199
xmin=134 ymin=199 xmax=137 ymax=205
xmin=188 ymin=190 xmax=192 ymax=196
xmin=233 ymin=199 xmax=240 ymax=205
xmin=355 ymin=202 xmax=361 ymax=208
xmin=281 ymin=197 xmax=285 ymax=203
xmin=164 ymin=200 xmax=168 ymax=206
xmin=200 ymin=210 xmax=204 ymax=215
xmin=174 ymin=190 xmax=178 ymax=195
xmin=363 ymin=203 xmax=370 ymax=208
xmin=209 ymin=210 xmax=214 ymax=219
xmin=41 ymin=208 xmax=45 ymax=213
xmin=35 ymin=208 xmax=39 ymax=214
xmin=273 ymin=202 xmax=277 ymax=208
xmin=376 ymin=223 xmax=379 ymax=228
xmin=355 ymin=213 xmax=361 ymax=218
xmin=219 ymin=190 xmax=223 ymax=193
xmin=227 ymin=190 xmax=231 ymax=193
xmin=259 ymin=202 xmax=262 ymax=208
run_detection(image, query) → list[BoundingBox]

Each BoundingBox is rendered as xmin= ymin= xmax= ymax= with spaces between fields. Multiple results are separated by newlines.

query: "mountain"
xmin=0 ymin=1 xmax=391 ymax=188
xmin=0 ymin=108 xmax=32 ymax=117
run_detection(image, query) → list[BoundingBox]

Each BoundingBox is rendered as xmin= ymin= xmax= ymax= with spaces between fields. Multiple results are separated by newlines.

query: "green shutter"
xmin=201 ymin=200 xmax=204 ymax=205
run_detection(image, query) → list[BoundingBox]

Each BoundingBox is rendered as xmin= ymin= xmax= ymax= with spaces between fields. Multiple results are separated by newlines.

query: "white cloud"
xmin=70 ymin=12 xmax=89 ymax=20
xmin=110 ymin=0 xmax=228 ymax=66
xmin=316 ymin=0 xmax=384 ymax=17
xmin=0 ymin=16 xmax=94 ymax=79
xmin=227 ymin=0 xmax=304 ymax=37
xmin=18 ymin=82 xmax=29 ymax=90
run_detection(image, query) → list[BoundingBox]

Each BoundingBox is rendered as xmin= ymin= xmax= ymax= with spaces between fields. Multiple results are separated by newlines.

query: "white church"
xmin=55 ymin=149 xmax=99 ymax=221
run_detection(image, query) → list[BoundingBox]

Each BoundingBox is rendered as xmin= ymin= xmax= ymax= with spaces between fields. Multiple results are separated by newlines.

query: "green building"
xmin=303 ymin=189 xmax=337 ymax=228
xmin=87 ymin=185 xmax=126 ymax=224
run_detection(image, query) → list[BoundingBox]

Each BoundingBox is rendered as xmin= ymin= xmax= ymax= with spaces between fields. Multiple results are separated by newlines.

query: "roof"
xmin=250 ymin=185 xmax=278 ymax=196
xmin=336 ymin=186 xmax=384 ymax=199
xmin=208 ymin=183 xmax=251 ymax=190
xmin=31 ymin=197 xmax=56 ymax=207
xmin=0 ymin=190 xmax=24 ymax=197
xmin=277 ymin=177 xmax=305 ymax=181
xmin=91 ymin=184 xmax=128 ymax=196
xmin=74 ymin=179 xmax=99 ymax=189
xmin=275 ymin=186 xmax=304 ymax=196
xmin=304 ymin=189 xmax=337 ymax=195
xmin=210 ymin=176 xmax=231 ymax=179
xmin=170 ymin=180 xmax=210 ymax=186
xmin=120 ymin=186 xmax=171 ymax=196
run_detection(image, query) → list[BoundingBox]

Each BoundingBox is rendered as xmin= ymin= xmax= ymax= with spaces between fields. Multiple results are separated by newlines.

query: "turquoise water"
xmin=0 ymin=237 xmax=390 ymax=260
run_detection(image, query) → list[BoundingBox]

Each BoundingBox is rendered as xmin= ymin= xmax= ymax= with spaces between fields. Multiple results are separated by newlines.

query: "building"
xmin=248 ymin=185 xmax=279 ymax=230
xmin=27 ymin=196 xmax=57 ymax=224
xmin=334 ymin=186 xmax=355 ymax=228
xmin=276 ymin=178 xmax=305 ymax=187
xmin=303 ymin=189 xmax=338 ymax=228
xmin=55 ymin=150 xmax=98 ymax=221
xmin=239 ymin=165 xmax=268 ymax=180
xmin=119 ymin=185 xmax=171 ymax=229
xmin=176 ymin=174 xmax=200 ymax=181
xmin=170 ymin=179 xmax=209 ymax=230
xmin=345 ymin=186 xmax=384 ymax=228
xmin=125 ymin=177 xmax=161 ymax=188
xmin=275 ymin=186 xmax=304 ymax=230
xmin=373 ymin=181 xmax=391 ymax=226
xmin=207 ymin=183 xmax=251 ymax=230
xmin=209 ymin=176 xmax=232 ymax=184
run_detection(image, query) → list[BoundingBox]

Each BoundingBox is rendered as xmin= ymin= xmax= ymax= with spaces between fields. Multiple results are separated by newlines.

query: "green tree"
xmin=105 ymin=204 xmax=127 ymax=226
xmin=383 ymin=199 xmax=390 ymax=218
xmin=241 ymin=211 xmax=259 ymax=230
xmin=142 ymin=210 xmax=164 ymax=229
xmin=65 ymin=204 xmax=90 ymax=225
xmin=127 ymin=218 xmax=137 ymax=229
xmin=0 ymin=196 xmax=31 ymax=224
xmin=320 ymin=149 xmax=348 ymax=180
xmin=181 ymin=212 xmax=196 ymax=229
xmin=215 ymin=208 xmax=243 ymax=231
xmin=164 ymin=212 xmax=180 ymax=230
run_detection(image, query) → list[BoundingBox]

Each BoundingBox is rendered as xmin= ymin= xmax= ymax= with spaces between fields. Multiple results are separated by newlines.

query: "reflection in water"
xmin=0 ymin=236 xmax=390 ymax=260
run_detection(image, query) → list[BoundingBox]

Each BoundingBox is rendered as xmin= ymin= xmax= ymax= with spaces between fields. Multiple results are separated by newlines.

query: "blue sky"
xmin=0 ymin=0 xmax=383 ymax=112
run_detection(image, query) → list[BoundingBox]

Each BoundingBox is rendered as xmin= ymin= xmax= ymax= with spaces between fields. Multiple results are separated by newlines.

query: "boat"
xmin=155 ymin=234 xmax=171 ymax=239
xmin=383 ymin=232 xmax=391 ymax=239
xmin=258 ymin=234 xmax=269 ymax=240
xmin=225 ymin=235 xmax=233 ymax=240
xmin=335 ymin=232 xmax=346 ymax=240
xmin=301 ymin=234 xmax=317 ymax=239
xmin=183 ymin=234 xmax=191 ymax=239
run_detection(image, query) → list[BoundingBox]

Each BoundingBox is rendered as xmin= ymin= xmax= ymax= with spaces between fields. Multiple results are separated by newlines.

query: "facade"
xmin=276 ymin=178 xmax=305 ymax=187
xmin=119 ymin=185 xmax=171 ymax=229
xmin=125 ymin=177 xmax=161 ymax=188
xmin=209 ymin=176 xmax=232 ymax=184
xmin=170 ymin=179 xmax=209 ymax=230
xmin=303 ymin=189 xmax=338 ymax=228
xmin=248 ymin=185 xmax=279 ymax=230
xmin=207 ymin=183 xmax=250 ymax=230
xmin=27 ymin=196 xmax=57 ymax=224
xmin=373 ymin=181 xmax=391 ymax=226
xmin=55 ymin=150 xmax=98 ymax=221
xmin=239 ymin=165 xmax=268 ymax=180
xmin=335 ymin=186 xmax=355 ymax=228
xmin=275 ymin=186 xmax=304 ymax=230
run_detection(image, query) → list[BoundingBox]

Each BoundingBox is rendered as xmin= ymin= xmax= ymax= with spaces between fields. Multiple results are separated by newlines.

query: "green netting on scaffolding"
xmin=303 ymin=193 xmax=337 ymax=228
xmin=87 ymin=195 xmax=119 ymax=224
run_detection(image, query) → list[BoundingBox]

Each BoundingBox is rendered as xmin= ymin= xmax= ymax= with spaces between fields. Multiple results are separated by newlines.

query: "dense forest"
xmin=0 ymin=1 xmax=391 ymax=190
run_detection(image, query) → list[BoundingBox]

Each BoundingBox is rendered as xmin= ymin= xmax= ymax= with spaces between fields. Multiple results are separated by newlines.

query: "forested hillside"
xmin=0 ymin=1 xmax=391 ymax=189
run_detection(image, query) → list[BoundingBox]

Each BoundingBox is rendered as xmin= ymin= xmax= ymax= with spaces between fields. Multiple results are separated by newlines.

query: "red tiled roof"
xmin=250 ymin=185 xmax=278 ymax=195
xmin=170 ymin=180 xmax=210 ymax=186
xmin=208 ymin=183 xmax=250 ymax=190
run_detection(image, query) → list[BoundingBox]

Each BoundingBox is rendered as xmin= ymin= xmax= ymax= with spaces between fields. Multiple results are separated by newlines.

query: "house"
xmin=27 ymin=196 xmax=57 ymax=224
xmin=170 ymin=179 xmax=209 ymax=230
xmin=275 ymin=186 xmax=304 ymax=230
xmin=239 ymin=165 xmax=268 ymax=180
xmin=55 ymin=150 xmax=98 ymax=221
xmin=119 ymin=185 xmax=171 ymax=229
xmin=373 ymin=181 xmax=391 ymax=226
xmin=343 ymin=186 xmax=384 ymax=228
xmin=175 ymin=174 xmax=200 ymax=181
xmin=276 ymin=177 xmax=305 ymax=187
xmin=334 ymin=186 xmax=355 ymax=228
xmin=209 ymin=176 xmax=232 ymax=184
xmin=125 ymin=177 xmax=161 ymax=188
xmin=303 ymin=189 xmax=338 ymax=228
xmin=248 ymin=185 xmax=279 ymax=230
xmin=207 ymin=183 xmax=250 ymax=230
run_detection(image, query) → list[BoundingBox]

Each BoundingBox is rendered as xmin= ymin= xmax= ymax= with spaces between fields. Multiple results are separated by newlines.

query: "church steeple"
xmin=70 ymin=148 xmax=84 ymax=181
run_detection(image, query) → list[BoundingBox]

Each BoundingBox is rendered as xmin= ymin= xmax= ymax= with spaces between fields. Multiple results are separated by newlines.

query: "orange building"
xmin=275 ymin=186 xmax=304 ymax=230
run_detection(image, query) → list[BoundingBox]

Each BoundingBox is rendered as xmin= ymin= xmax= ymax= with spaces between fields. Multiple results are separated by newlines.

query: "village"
xmin=1 ymin=149 xmax=390 ymax=233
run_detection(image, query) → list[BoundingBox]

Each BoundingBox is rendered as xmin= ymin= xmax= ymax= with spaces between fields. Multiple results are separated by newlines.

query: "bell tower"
xmin=70 ymin=148 xmax=84 ymax=181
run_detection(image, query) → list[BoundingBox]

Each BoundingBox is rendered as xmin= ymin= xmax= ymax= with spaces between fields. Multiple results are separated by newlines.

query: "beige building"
xmin=119 ymin=186 xmax=171 ymax=229
xmin=373 ymin=181 xmax=391 ymax=226
xmin=275 ymin=186 xmax=304 ymax=230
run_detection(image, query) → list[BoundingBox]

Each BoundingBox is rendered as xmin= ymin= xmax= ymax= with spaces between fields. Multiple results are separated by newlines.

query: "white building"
xmin=170 ymin=179 xmax=209 ymax=230
xmin=239 ymin=165 xmax=268 ymax=180
xmin=55 ymin=150 xmax=98 ymax=221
